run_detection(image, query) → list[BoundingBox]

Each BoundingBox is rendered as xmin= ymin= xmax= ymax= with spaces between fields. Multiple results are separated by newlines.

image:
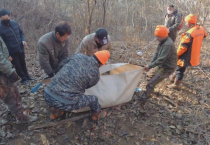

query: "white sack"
xmin=73 ymin=63 xmax=144 ymax=113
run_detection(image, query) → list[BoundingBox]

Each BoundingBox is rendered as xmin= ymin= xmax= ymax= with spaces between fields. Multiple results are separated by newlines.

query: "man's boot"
xmin=50 ymin=107 xmax=65 ymax=121
xmin=91 ymin=110 xmax=107 ymax=121
xmin=169 ymin=73 xmax=176 ymax=83
xmin=167 ymin=79 xmax=182 ymax=90
xmin=15 ymin=113 xmax=38 ymax=124
xmin=139 ymin=91 xmax=151 ymax=102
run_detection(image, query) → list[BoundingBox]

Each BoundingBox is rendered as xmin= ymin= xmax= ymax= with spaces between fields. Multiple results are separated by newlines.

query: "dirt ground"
xmin=0 ymin=36 xmax=210 ymax=145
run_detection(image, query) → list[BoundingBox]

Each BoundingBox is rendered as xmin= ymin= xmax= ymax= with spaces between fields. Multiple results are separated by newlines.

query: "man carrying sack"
xmin=140 ymin=25 xmax=177 ymax=101
xmin=167 ymin=14 xmax=207 ymax=89
xmin=44 ymin=50 xmax=110 ymax=121
xmin=76 ymin=28 xmax=111 ymax=56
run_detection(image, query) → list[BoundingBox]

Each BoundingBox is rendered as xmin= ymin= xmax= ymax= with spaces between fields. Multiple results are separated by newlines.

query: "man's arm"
xmin=177 ymin=33 xmax=192 ymax=58
xmin=148 ymin=46 xmax=172 ymax=69
xmin=54 ymin=56 xmax=72 ymax=73
xmin=168 ymin=14 xmax=182 ymax=31
xmin=59 ymin=39 xmax=69 ymax=62
xmin=150 ymin=51 xmax=158 ymax=64
xmin=38 ymin=43 xmax=54 ymax=76
xmin=76 ymin=41 xmax=87 ymax=55
xmin=17 ymin=23 xmax=25 ymax=42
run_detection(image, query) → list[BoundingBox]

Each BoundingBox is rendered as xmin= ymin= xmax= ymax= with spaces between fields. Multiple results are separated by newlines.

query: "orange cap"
xmin=94 ymin=50 xmax=110 ymax=65
xmin=185 ymin=14 xmax=197 ymax=24
xmin=154 ymin=25 xmax=168 ymax=37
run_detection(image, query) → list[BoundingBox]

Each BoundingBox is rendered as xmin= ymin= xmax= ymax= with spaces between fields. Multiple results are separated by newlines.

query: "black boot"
xmin=21 ymin=80 xmax=27 ymax=85
xmin=27 ymin=76 xmax=35 ymax=81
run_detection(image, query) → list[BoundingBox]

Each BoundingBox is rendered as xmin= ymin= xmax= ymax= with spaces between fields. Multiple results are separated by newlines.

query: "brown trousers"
xmin=146 ymin=66 xmax=175 ymax=96
xmin=0 ymin=73 xmax=23 ymax=115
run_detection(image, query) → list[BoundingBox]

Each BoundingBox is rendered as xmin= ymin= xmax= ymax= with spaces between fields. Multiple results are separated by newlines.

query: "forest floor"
xmin=0 ymin=36 xmax=210 ymax=145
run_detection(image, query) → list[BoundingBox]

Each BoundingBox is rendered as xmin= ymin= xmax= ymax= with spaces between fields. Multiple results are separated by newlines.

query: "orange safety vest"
xmin=177 ymin=25 xmax=207 ymax=67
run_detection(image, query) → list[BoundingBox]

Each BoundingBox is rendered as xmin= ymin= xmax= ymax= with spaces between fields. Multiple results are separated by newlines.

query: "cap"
xmin=95 ymin=28 xmax=108 ymax=45
xmin=185 ymin=14 xmax=197 ymax=24
xmin=154 ymin=25 xmax=168 ymax=37
xmin=94 ymin=50 xmax=110 ymax=65
xmin=0 ymin=9 xmax=10 ymax=17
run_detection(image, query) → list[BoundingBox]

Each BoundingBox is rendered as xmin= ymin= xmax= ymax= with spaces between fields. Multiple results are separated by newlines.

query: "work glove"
xmin=9 ymin=71 xmax=19 ymax=83
xmin=44 ymin=72 xmax=54 ymax=79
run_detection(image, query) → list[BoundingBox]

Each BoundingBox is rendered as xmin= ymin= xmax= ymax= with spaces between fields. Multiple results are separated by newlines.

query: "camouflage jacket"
xmin=0 ymin=37 xmax=14 ymax=75
xmin=164 ymin=10 xmax=182 ymax=32
xmin=75 ymin=33 xmax=111 ymax=56
xmin=38 ymin=31 xmax=69 ymax=75
xmin=46 ymin=53 xmax=100 ymax=101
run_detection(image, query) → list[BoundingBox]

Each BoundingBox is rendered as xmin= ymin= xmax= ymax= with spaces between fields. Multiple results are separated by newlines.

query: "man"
xmin=164 ymin=5 xmax=182 ymax=42
xmin=38 ymin=21 xmax=71 ymax=78
xmin=0 ymin=9 xmax=34 ymax=85
xmin=0 ymin=37 xmax=37 ymax=124
xmin=44 ymin=50 xmax=110 ymax=121
xmin=167 ymin=14 xmax=207 ymax=89
xmin=76 ymin=28 xmax=111 ymax=56
xmin=140 ymin=25 xmax=177 ymax=101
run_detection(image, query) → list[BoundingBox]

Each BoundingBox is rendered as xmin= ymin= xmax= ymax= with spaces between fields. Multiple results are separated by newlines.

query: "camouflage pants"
xmin=146 ymin=66 xmax=175 ymax=96
xmin=0 ymin=73 xmax=23 ymax=115
xmin=44 ymin=92 xmax=101 ymax=113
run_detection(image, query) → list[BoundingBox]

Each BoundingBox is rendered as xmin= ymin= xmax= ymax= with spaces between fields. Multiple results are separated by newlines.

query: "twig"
xmin=197 ymin=66 xmax=210 ymax=80
xmin=28 ymin=113 xmax=90 ymax=130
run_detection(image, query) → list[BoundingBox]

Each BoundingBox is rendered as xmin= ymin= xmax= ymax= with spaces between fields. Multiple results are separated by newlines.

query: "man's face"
xmin=185 ymin=21 xmax=192 ymax=28
xmin=0 ymin=14 xmax=10 ymax=20
xmin=56 ymin=33 xmax=70 ymax=43
xmin=167 ymin=7 xmax=174 ymax=12
xmin=156 ymin=36 xmax=166 ymax=42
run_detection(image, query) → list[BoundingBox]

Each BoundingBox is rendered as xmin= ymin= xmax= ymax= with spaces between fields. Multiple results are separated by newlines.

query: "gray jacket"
xmin=164 ymin=10 xmax=182 ymax=42
xmin=0 ymin=37 xmax=14 ymax=75
xmin=46 ymin=53 xmax=100 ymax=101
xmin=38 ymin=31 xmax=69 ymax=75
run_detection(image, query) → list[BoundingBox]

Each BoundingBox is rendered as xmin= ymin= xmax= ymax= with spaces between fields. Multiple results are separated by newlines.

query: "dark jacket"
xmin=46 ymin=53 xmax=100 ymax=101
xmin=149 ymin=37 xmax=177 ymax=69
xmin=38 ymin=32 xmax=69 ymax=75
xmin=0 ymin=20 xmax=25 ymax=54
xmin=164 ymin=10 xmax=182 ymax=42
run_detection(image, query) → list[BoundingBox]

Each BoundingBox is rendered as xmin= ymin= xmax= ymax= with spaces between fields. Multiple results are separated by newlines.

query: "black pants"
xmin=11 ymin=52 xmax=29 ymax=81
xmin=175 ymin=66 xmax=187 ymax=80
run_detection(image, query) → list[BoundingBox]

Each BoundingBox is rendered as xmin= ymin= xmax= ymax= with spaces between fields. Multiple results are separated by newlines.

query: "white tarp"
xmin=73 ymin=63 xmax=144 ymax=112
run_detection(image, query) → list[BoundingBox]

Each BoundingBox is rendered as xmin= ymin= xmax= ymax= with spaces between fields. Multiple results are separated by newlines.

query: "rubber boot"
xmin=169 ymin=73 xmax=176 ymax=83
xmin=15 ymin=113 xmax=38 ymax=124
xmin=139 ymin=91 xmax=151 ymax=102
xmin=91 ymin=110 xmax=107 ymax=121
xmin=50 ymin=107 xmax=65 ymax=121
xmin=167 ymin=79 xmax=182 ymax=90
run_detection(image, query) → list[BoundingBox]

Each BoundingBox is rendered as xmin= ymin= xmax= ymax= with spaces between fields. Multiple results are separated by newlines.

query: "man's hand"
xmin=22 ymin=41 xmax=27 ymax=48
xmin=8 ymin=56 xmax=13 ymax=62
xmin=144 ymin=65 xmax=150 ymax=72
xmin=9 ymin=71 xmax=19 ymax=83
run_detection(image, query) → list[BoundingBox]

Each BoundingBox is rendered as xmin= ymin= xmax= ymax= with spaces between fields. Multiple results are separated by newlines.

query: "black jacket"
xmin=0 ymin=20 xmax=25 ymax=54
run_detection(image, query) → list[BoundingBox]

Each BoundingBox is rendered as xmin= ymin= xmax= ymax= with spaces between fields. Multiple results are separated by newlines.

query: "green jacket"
xmin=0 ymin=37 xmax=14 ymax=75
xmin=149 ymin=37 xmax=177 ymax=69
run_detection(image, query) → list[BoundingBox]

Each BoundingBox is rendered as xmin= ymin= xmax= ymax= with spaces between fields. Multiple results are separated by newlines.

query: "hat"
xmin=154 ymin=25 xmax=168 ymax=37
xmin=95 ymin=28 xmax=108 ymax=45
xmin=0 ymin=9 xmax=10 ymax=17
xmin=94 ymin=50 xmax=110 ymax=65
xmin=185 ymin=14 xmax=197 ymax=24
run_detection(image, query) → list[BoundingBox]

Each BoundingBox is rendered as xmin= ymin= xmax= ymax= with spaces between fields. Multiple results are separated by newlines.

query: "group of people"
xmin=141 ymin=5 xmax=207 ymax=101
xmin=0 ymin=4 xmax=207 ymax=125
